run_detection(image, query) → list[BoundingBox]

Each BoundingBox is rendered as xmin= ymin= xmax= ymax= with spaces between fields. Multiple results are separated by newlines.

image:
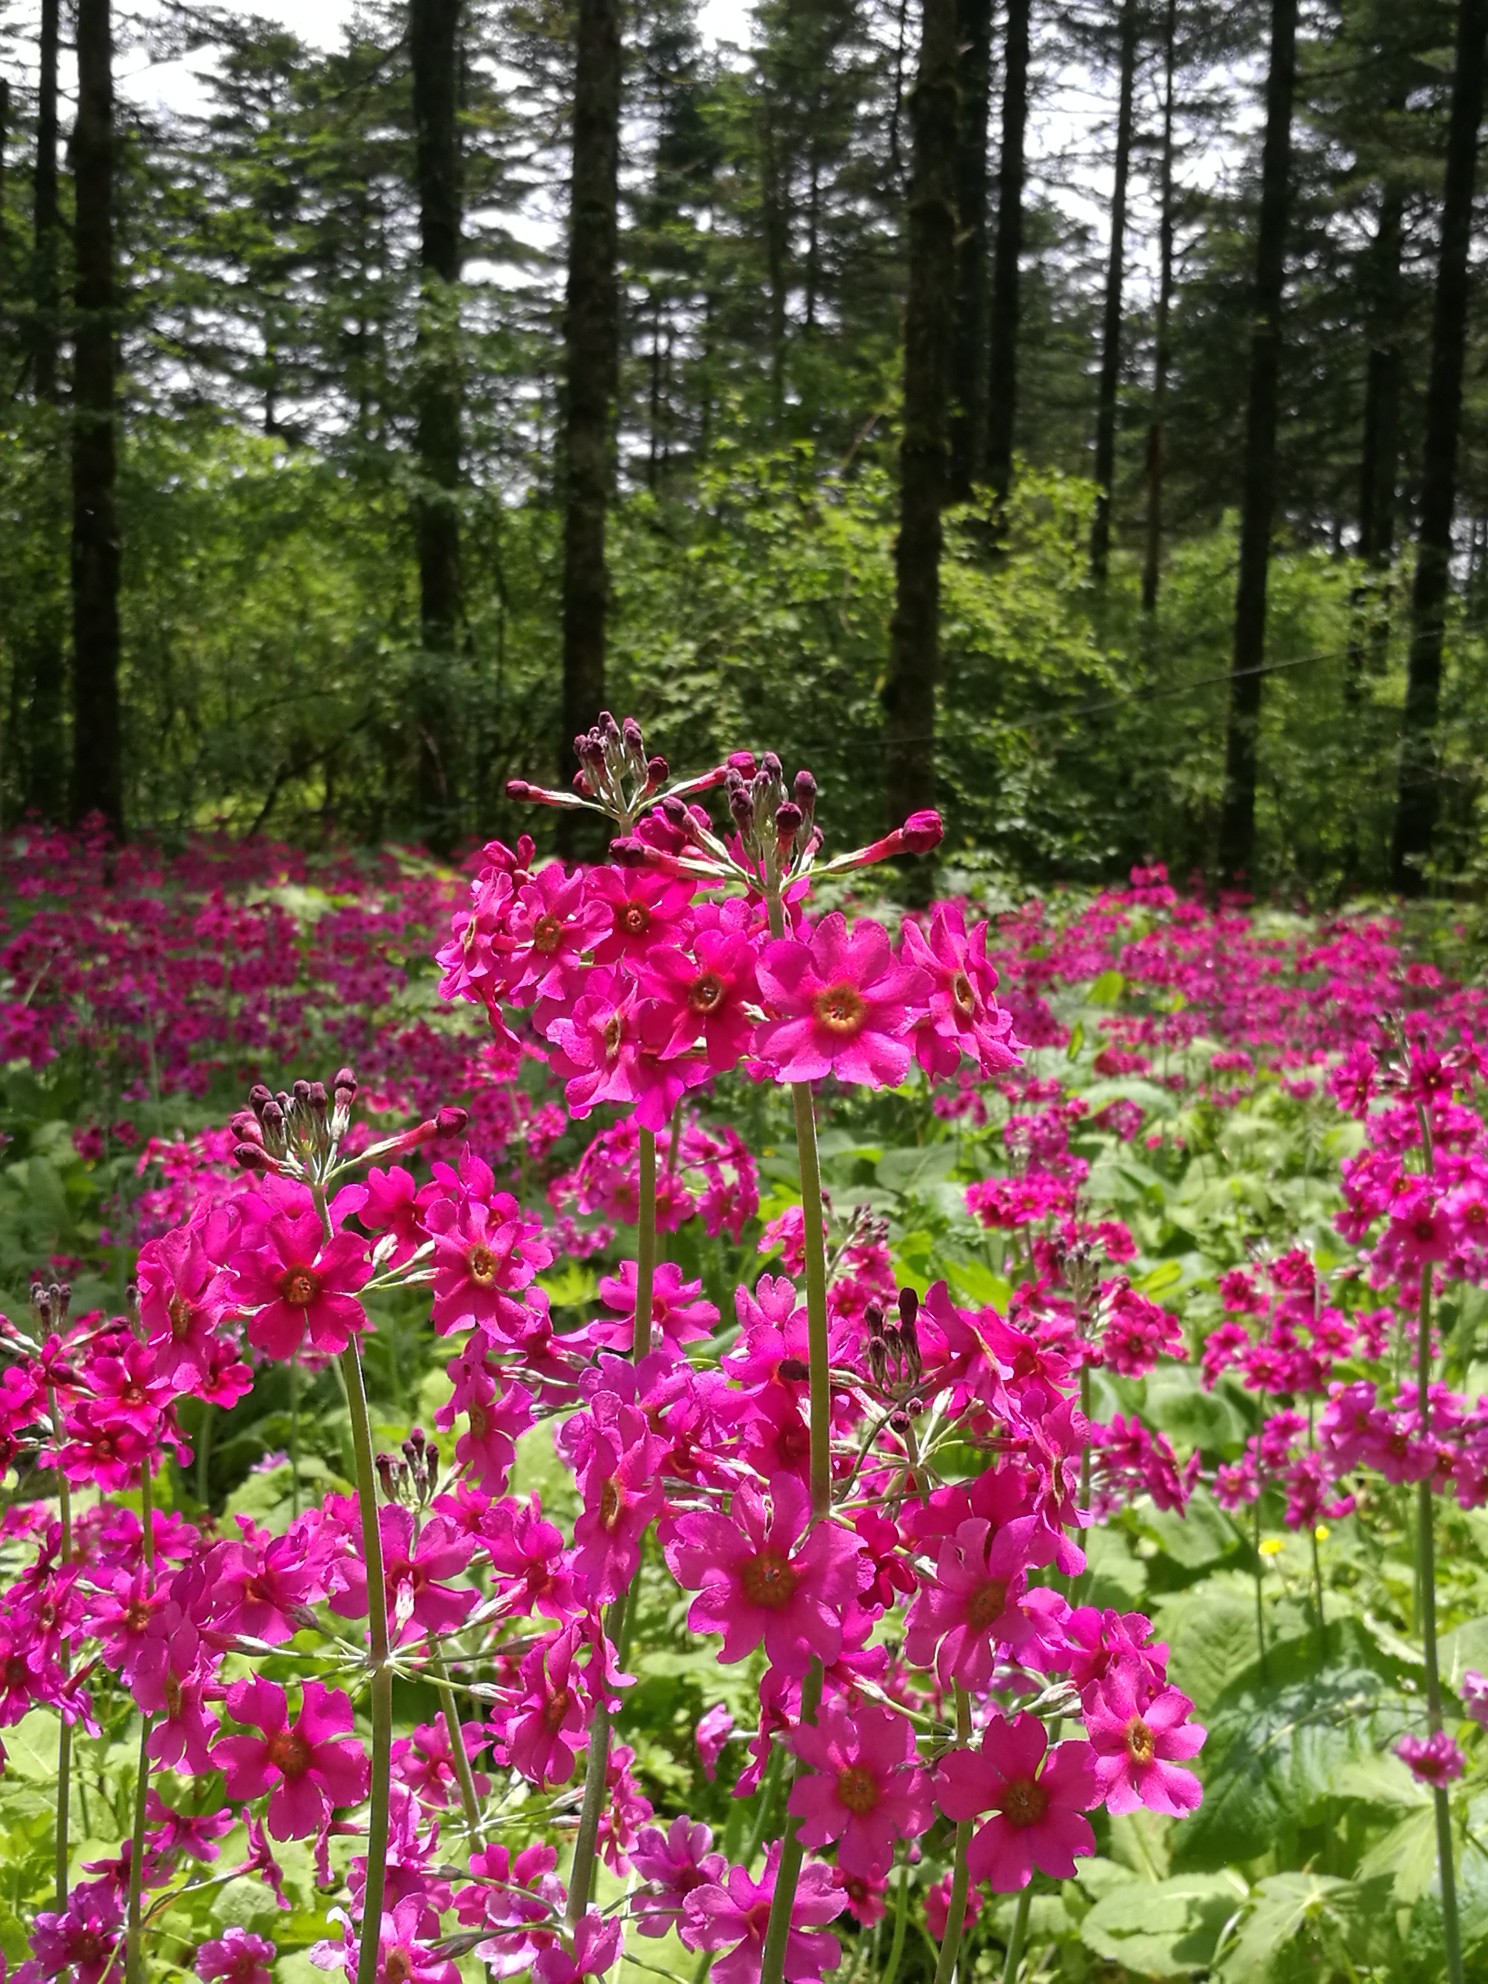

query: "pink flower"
xmin=195 ymin=1927 xmax=276 ymax=1984
xmin=633 ymin=1816 xmax=727 ymax=1939
xmin=901 ymin=904 xmax=1021 ymax=1080
xmin=756 ymin=913 xmax=928 ymax=1088
xmin=573 ymin=1400 xmax=670 ymax=1603
xmin=934 ymin=1714 xmax=1099 ymax=1890
xmin=1398 ymin=1730 xmax=1466 ymax=1786
xmin=1082 ymin=1673 xmax=1205 ymax=1816
xmin=696 ymin=1703 xmax=735 ymax=1780
xmin=426 ymin=1189 xmax=551 ymax=1338
xmin=1462 ymin=1668 xmax=1488 ymax=1727
xmin=664 ymin=1476 xmax=866 ymax=1676
xmin=903 ymin=1517 xmax=1049 ymax=1689
xmin=232 ymin=1210 xmax=371 ymax=1361
xmin=681 ymin=1842 xmax=845 ymax=1984
xmin=330 ymin=1504 xmax=478 ymax=1647
xmin=787 ymin=1702 xmax=932 ymax=1879
xmin=212 ymin=1677 xmax=369 ymax=1840
xmin=533 ymin=1910 xmax=622 ymax=1984
xmin=26 ymin=1884 xmax=125 ymax=1984
xmin=639 ymin=926 xmax=761 ymax=1071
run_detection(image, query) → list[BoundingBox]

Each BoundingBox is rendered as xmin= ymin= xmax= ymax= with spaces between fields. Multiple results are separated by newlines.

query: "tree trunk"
xmin=22 ymin=0 xmax=65 ymax=821
xmin=410 ymin=0 xmax=465 ymax=850
xmin=759 ymin=98 xmax=790 ymax=414
xmin=1089 ymin=0 xmax=1138 ymax=582
xmin=884 ymin=0 xmax=959 ymax=860
xmin=1141 ymin=0 xmax=1177 ymax=614
xmin=70 ymin=0 xmax=123 ymax=839
xmin=985 ymin=0 xmax=1030 ymax=509
xmin=1216 ymin=0 xmax=1298 ymax=890
xmin=1391 ymin=0 xmax=1487 ymax=893
xmin=1358 ymin=180 xmax=1404 ymax=570
xmin=947 ymin=0 xmax=993 ymax=502
xmin=558 ymin=0 xmax=622 ymax=835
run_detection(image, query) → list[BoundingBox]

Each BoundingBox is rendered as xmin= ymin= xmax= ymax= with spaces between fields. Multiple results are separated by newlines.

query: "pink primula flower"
xmin=1082 ymin=1672 xmax=1205 ymax=1816
xmin=212 ymin=1677 xmax=369 ymax=1840
xmin=934 ymin=1713 xmax=1099 ymax=1890
xmin=194 ymin=1927 xmax=276 ymax=1984
xmin=664 ymin=1476 xmax=866 ymax=1676
xmin=756 ymin=913 xmax=928 ymax=1088
xmin=681 ymin=1843 xmax=845 ymax=1984
xmin=232 ymin=1209 xmax=371 ymax=1362
xmin=787 ymin=1702 xmax=932 ymax=1880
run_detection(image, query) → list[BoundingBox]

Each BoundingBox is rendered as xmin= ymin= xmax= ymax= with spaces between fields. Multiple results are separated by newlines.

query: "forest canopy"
xmin=3 ymin=0 xmax=1488 ymax=896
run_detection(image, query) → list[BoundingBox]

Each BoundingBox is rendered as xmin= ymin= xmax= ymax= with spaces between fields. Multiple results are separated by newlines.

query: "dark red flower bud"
xmin=900 ymin=809 xmax=944 ymax=853
xmin=435 ymin=1106 xmax=469 ymax=1138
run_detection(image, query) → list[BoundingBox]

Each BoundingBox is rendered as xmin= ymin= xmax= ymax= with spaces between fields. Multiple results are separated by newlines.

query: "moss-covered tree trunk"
xmin=948 ymin=0 xmax=992 ymax=503
xmin=1089 ymin=0 xmax=1138 ymax=583
xmin=985 ymin=0 xmax=1031 ymax=509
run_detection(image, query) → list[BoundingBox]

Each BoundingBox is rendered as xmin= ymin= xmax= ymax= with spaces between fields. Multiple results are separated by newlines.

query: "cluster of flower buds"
xmin=506 ymin=712 xmax=733 ymax=833
xmin=231 ymin=1072 xmax=354 ymax=1179
xmin=864 ymin=1287 xmax=923 ymax=1395
xmin=376 ymin=1427 xmax=441 ymax=1508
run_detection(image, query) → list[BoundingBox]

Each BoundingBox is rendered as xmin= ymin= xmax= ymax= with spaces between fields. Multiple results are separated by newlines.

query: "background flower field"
xmin=4 ymin=823 xmax=1488 ymax=1983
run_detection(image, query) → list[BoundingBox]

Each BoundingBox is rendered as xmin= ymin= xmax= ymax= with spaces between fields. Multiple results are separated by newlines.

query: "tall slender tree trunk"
xmin=558 ymin=0 xmax=622 ymax=838
xmin=70 ymin=0 xmax=123 ymax=839
xmin=1141 ymin=0 xmax=1177 ymax=615
xmin=1216 ymin=0 xmax=1298 ymax=890
xmin=759 ymin=99 xmax=789 ymax=415
xmin=1358 ymin=181 xmax=1404 ymax=572
xmin=1089 ymin=0 xmax=1138 ymax=582
xmin=1391 ymin=0 xmax=1488 ymax=893
xmin=410 ymin=0 xmax=465 ymax=850
xmin=948 ymin=0 xmax=993 ymax=502
xmin=884 ymin=0 xmax=959 ymax=865
xmin=23 ymin=0 xmax=65 ymax=821
xmin=985 ymin=0 xmax=1030 ymax=508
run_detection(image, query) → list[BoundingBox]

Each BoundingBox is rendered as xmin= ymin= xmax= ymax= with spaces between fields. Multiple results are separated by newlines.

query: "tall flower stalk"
xmin=340 ymin=1341 xmax=393 ymax=1984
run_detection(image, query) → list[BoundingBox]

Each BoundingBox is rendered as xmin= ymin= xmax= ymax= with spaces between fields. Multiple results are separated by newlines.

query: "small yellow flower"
xmin=1314 ymin=1524 xmax=1330 ymax=1542
xmin=1259 ymin=1537 xmax=1284 ymax=1557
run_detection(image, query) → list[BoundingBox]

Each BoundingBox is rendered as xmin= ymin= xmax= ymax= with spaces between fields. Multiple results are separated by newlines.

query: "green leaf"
xmin=1216 ymin=1873 xmax=1359 ymax=1982
xmin=1142 ymin=1490 xmax=1239 ymax=1571
xmin=1087 ymin=969 xmax=1126 ymax=1006
xmin=875 ymin=1143 xmax=959 ymax=1193
xmin=1080 ymin=1872 xmax=1246 ymax=1977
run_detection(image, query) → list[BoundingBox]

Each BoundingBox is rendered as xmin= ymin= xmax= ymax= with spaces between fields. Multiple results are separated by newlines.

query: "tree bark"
xmin=1391 ymin=0 xmax=1487 ymax=893
xmin=947 ymin=0 xmax=993 ymax=502
xmin=1089 ymin=0 xmax=1138 ymax=582
xmin=1140 ymin=0 xmax=1177 ymax=614
xmin=70 ymin=0 xmax=124 ymax=839
xmin=410 ymin=0 xmax=465 ymax=850
xmin=1357 ymin=180 xmax=1404 ymax=570
xmin=884 ymin=0 xmax=959 ymax=857
xmin=1216 ymin=0 xmax=1298 ymax=890
xmin=558 ymin=0 xmax=622 ymax=832
xmin=22 ymin=0 xmax=65 ymax=821
xmin=759 ymin=97 xmax=790 ymax=415
xmin=985 ymin=0 xmax=1030 ymax=508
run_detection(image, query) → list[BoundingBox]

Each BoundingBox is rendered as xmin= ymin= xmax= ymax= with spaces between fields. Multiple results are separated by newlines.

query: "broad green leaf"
xmin=1216 ymin=1873 xmax=1359 ymax=1982
xmin=1081 ymin=1871 xmax=1246 ymax=1977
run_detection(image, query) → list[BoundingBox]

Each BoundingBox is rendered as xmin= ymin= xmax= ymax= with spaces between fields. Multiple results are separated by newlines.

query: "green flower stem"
xmin=932 ymin=1688 xmax=974 ymax=1984
xmin=565 ymin=1588 xmax=629 ymax=1925
xmin=635 ymin=1127 xmax=658 ymax=1359
xmin=49 ymin=1380 xmax=73 ymax=1909
xmin=1000 ymin=1885 xmax=1033 ymax=1984
xmin=790 ymin=1078 xmax=833 ymax=1519
xmin=125 ymin=1464 xmax=156 ymax=1984
xmin=880 ymin=1853 xmax=912 ymax=1984
xmin=339 ymin=1343 xmax=393 ymax=1984
xmin=1415 ymin=1264 xmax=1464 ymax=1984
xmin=433 ymin=1655 xmax=483 ymax=1845
xmin=757 ymin=1659 xmax=825 ymax=1984
xmin=566 ymin=1117 xmax=662 ymax=1929
xmin=123 ymin=1712 xmax=155 ymax=1984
